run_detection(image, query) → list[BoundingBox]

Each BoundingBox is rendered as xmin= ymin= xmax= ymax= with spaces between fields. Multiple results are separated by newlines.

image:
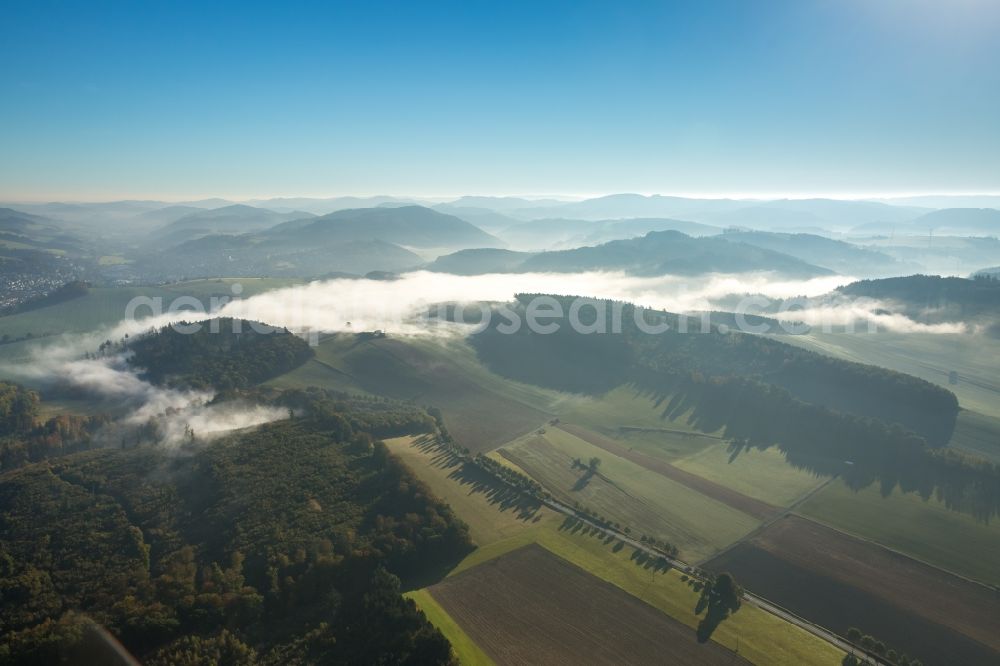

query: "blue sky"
xmin=2 ymin=0 xmax=999 ymax=201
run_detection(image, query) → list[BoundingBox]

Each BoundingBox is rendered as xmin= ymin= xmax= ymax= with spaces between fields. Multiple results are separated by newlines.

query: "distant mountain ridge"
xmin=155 ymin=204 xmax=314 ymax=239
xmin=497 ymin=216 xmax=719 ymax=250
xmin=144 ymin=205 xmax=500 ymax=279
xmin=262 ymin=205 xmax=503 ymax=250
xmin=910 ymin=208 xmax=1000 ymax=234
xmin=428 ymin=230 xmax=832 ymax=278
xmin=719 ymin=230 xmax=905 ymax=276
xmin=852 ymin=208 xmax=1000 ymax=236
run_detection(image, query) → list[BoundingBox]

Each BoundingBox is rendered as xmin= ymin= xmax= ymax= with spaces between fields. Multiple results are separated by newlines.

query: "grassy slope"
xmin=385 ymin=437 xmax=844 ymax=666
xmin=501 ymin=427 xmax=760 ymax=561
xmin=797 ymin=480 xmax=1000 ymax=584
xmin=405 ymin=589 xmax=495 ymax=666
xmin=947 ymin=409 xmax=1000 ymax=464
xmin=555 ymin=385 xmax=721 ymax=460
xmin=783 ymin=331 xmax=1000 ymax=420
xmin=672 ymin=443 xmax=829 ymax=508
xmin=269 ymin=335 xmax=569 ymax=452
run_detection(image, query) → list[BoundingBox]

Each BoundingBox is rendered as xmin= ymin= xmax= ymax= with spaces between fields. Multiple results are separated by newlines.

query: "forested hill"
xmin=473 ymin=294 xmax=958 ymax=444
xmin=839 ymin=275 xmax=1000 ymax=309
xmin=428 ymin=230 xmax=832 ymax=277
xmin=262 ymin=205 xmax=504 ymax=250
xmin=838 ymin=275 xmax=1000 ymax=325
xmin=0 ymin=394 xmax=470 ymax=664
xmin=470 ymin=296 xmax=999 ymax=521
xmin=127 ymin=318 xmax=315 ymax=390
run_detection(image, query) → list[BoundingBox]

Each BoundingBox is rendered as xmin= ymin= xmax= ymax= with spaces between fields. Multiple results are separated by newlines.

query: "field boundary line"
xmin=790 ymin=511 xmax=999 ymax=592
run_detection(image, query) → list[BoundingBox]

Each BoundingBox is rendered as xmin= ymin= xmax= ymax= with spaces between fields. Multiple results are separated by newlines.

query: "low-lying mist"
xmin=208 ymin=270 xmax=968 ymax=336
xmin=0 ymin=269 xmax=973 ymax=450
xmin=4 ymin=347 xmax=287 ymax=449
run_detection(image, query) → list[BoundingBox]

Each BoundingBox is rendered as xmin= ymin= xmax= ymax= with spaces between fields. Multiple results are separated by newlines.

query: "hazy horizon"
xmin=6 ymin=191 xmax=1000 ymax=206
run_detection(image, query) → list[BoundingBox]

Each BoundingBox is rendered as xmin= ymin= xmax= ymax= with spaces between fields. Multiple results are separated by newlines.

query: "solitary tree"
xmin=712 ymin=572 xmax=742 ymax=612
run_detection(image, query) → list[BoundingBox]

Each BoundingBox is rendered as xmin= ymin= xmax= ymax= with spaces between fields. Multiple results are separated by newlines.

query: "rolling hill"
xmin=262 ymin=205 xmax=503 ymax=250
xmin=498 ymin=217 xmax=720 ymax=250
xmin=147 ymin=235 xmax=422 ymax=280
xmin=0 ymin=208 xmax=89 ymax=255
xmin=153 ymin=204 xmax=315 ymax=243
xmin=428 ymin=230 xmax=832 ymax=278
xmin=908 ymin=208 xmax=1000 ymax=235
xmin=837 ymin=275 xmax=1000 ymax=325
xmin=719 ymin=231 xmax=905 ymax=276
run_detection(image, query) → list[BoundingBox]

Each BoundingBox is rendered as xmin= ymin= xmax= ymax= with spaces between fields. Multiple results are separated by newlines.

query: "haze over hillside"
xmin=428 ymin=230 xmax=832 ymax=278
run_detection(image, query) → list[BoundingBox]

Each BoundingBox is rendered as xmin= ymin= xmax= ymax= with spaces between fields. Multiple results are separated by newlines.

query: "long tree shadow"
xmin=628 ymin=372 xmax=999 ymax=523
xmin=445 ymin=460 xmax=543 ymax=522
xmin=571 ymin=468 xmax=596 ymax=491
xmin=693 ymin=574 xmax=742 ymax=643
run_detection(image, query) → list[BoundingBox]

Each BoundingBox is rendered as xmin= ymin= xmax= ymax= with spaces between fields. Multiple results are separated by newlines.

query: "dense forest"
xmin=0 ymin=395 xmax=470 ymax=664
xmin=838 ymin=275 xmax=1000 ymax=324
xmin=0 ymin=382 xmax=108 ymax=472
xmin=470 ymin=296 xmax=1000 ymax=521
xmin=127 ymin=318 xmax=315 ymax=390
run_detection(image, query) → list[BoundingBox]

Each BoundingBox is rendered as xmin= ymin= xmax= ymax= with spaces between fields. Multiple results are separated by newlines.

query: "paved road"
xmin=479 ymin=465 xmax=889 ymax=665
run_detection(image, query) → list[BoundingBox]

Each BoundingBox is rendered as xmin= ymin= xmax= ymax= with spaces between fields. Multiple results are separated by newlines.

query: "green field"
xmin=0 ymin=279 xmax=304 ymax=342
xmin=405 ymin=588 xmax=495 ymax=666
xmin=385 ymin=436 xmax=561 ymax=546
xmin=673 ymin=443 xmax=829 ymax=507
xmin=386 ymin=437 xmax=844 ymax=666
xmin=160 ymin=276 xmax=305 ymax=299
xmin=0 ymin=286 xmax=176 ymax=339
xmin=499 ymin=427 xmax=760 ymax=561
xmin=270 ymin=335 xmax=569 ymax=451
xmin=783 ymin=331 xmax=1000 ymax=420
xmin=798 ymin=479 xmax=1000 ymax=584
xmin=555 ymin=385 xmax=722 ymax=460
xmin=948 ymin=409 xmax=1000 ymax=464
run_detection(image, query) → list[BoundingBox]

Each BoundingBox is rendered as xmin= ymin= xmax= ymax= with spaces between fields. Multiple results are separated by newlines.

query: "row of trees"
xmin=844 ymin=628 xmax=923 ymax=666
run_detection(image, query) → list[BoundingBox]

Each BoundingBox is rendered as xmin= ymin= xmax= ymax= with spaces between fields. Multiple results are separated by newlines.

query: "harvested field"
xmin=707 ymin=516 xmax=1000 ymax=666
xmin=430 ymin=543 xmax=748 ymax=666
xmin=559 ymin=423 xmax=778 ymax=519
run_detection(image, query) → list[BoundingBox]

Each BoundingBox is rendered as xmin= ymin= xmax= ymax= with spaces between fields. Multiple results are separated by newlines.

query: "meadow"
xmin=498 ymin=427 xmax=760 ymax=562
xmin=784 ymin=330 xmax=1000 ymax=420
xmin=554 ymin=385 xmax=722 ymax=460
xmin=672 ymin=442 xmax=830 ymax=508
xmin=0 ymin=286 xmax=176 ymax=339
xmin=270 ymin=335 xmax=564 ymax=451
